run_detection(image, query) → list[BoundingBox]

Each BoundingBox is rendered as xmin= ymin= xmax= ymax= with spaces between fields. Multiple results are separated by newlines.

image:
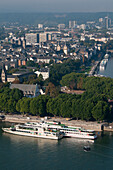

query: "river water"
xmin=1 ymin=122 xmax=113 ymax=170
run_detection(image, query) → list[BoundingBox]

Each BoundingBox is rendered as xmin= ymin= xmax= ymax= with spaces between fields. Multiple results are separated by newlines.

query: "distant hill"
xmin=0 ymin=12 xmax=113 ymax=26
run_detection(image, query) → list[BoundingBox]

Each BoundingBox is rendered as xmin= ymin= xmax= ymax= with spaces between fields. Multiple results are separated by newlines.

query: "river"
xmin=1 ymin=122 xmax=113 ymax=170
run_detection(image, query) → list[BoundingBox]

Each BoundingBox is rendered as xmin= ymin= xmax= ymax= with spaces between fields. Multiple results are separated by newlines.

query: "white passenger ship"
xmin=59 ymin=127 xmax=97 ymax=139
xmin=25 ymin=121 xmax=97 ymax=140
xmin=2 ymin=124 xmax=63 ymax=140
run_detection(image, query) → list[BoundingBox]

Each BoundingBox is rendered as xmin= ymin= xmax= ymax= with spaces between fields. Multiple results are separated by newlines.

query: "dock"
xmin=88 ymin=61 xmax=100 ymax=76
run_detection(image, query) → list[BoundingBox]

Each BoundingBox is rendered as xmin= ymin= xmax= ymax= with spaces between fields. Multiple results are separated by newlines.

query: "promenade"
xmin=2 ymin=114 xmax=110 ymax=131
xmin=88 ymin=61 xmax=100 ymax=76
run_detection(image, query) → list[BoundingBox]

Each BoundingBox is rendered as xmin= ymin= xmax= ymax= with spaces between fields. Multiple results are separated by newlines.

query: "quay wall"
xmin=2 ymin=115 xmax=104 ymax=131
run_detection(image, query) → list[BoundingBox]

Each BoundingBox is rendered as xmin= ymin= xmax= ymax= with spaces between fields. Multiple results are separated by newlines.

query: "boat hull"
xmin=2 ymin=128 xmax=63 ymax=140
xmin=63 ymin=133 xmax=97 ymax=139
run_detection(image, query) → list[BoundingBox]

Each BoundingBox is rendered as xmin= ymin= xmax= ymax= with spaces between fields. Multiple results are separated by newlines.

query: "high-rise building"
xmin=25 ymin=33 xmax=38 ymax=45
xmin=69 ymin=21 xmax=76 ymax=29
xmin=39 ymin=33 xmax=47 ymax=43
xmin=99 ymin=18 xmax=104 ymax=27
xmin=108 ymin=18 xmax=112 ymax=28
xmin=105 ymin=16 xmax=109 ymax=29
xmin=39 ymin=33 xmax=51 ymax=43
xmin=25 ymin=32 xmax=51 ymax=44
xmin=38 ymin=24 xmax=43 ymax=29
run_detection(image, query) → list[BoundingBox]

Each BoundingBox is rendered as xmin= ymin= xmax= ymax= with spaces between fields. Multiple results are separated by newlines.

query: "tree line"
xmin=0 ymin=74 xmax=113 ymax=121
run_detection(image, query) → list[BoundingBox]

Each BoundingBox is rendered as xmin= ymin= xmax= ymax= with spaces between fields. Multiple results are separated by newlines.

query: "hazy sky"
xmin=0 ymin=0 xmax=113 ymax=13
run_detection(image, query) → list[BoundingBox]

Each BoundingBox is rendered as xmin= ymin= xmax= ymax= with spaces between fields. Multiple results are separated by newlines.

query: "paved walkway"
xmin=2 ymin=114 xmax=105 ymax=131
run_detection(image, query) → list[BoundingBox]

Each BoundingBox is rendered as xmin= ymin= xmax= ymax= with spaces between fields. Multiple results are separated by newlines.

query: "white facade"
xmin=35 ymin=69 xmax=49 ymax=80
xmin=37 ymin=58 xmax=50 ymax=64
xmin=38 ymin=24 xmax=43 ymax=29
xmin=25 ymin=33 xmax=38 ymax=45
xmin=39 ymin=33 xmax=47 ymax=43
xmin=69 ymin=21 xmax=76 ymax=29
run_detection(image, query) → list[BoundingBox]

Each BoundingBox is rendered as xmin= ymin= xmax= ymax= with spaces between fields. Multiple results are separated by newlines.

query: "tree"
xmin=7 ymin=99 xmax=16 ymax=113
xmin=10 ymin=88 xmax=23 ymax=101
xmin=45 ymin=82 xmax=60 ymax=97
xmin=92 ymin=101 xmax=110 ymax=121
xmin=60 ymin=99 xmax=72 ymax=118
xmin=72 ymin=99 xmax=81 ymax=120
xmin=60 ymin=73 xmax=85 ymax=90
xmin=82 ymin=100 xmax=94 ymax=121
xmin=30 ymin=95 xmax=50 ymax=116
xmin=26 ymin=61 xmax=35 ymax=67
xmin=16 ymin=98 xmax=31 ymax=114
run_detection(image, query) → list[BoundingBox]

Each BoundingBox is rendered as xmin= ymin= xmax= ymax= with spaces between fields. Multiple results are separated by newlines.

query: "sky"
xmin=0 ymin=0 xmax=113 ymax=13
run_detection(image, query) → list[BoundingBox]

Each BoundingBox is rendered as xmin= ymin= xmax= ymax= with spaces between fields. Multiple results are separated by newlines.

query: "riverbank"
xmin=1 ymin=114 xmax=113 ymax=131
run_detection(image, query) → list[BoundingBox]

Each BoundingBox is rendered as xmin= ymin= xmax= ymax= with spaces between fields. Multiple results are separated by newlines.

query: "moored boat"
xmin=59 ymin=127 xmax=97 ymax=139
xmin=2 ymin=124 xmax=63 ymax=140
xmin=24 ymin=121 xmax=97 ymax=139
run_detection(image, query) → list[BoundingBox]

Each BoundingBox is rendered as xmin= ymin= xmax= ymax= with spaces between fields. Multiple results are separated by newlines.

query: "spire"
xmin=1 ymin=63 xmax=7 ymax=83
xmin=63 ymin=42 xmax=68 ymax=55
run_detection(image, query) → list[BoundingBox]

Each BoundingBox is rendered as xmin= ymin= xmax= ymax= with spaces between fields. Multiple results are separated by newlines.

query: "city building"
xmin=58 ymin=24 xmax=65 ymax=30
xmin=1 ymin=63 xmax=7 ymax=83
xmin=25 ymin=33 xmax=39 ymax=45
xmin=39 ymin=33 xmax=47 ymax=43
xmin=10 ymin=84 xmax=40 ymax=98
xmin=35 ymin=68 xmax=49 ymax=80
xmin=22 ymin=38 xmax=26 ymax=49
xmin=69 ymin=21 xmax=76 ymax=29
xmin=105 ymin=16 xmax=109 ymax=29
xmin=79 ymin=24 xmax=86 ymax=30
xmin=57 ymin=42 xmax=61 ymax=51
xmin=38 ymin=24 xmax=43 ymax=29
xmin=63 ymin=43 xmax=68 ymax=55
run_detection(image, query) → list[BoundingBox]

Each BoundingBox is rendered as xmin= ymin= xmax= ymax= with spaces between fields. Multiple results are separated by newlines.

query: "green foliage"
xmin=72 ymin=99 xmax=81 ymax=119
xmin=30 ymin=95 xmax=50 ymax=116
xmin=83 ymin=77 xmax=113 ymax=99
xmin=92 ymin=101 xmax=110 ymax=121
xmin=47 ymin=94 xmax=78 ymax=118
xmin=0 ymin=75 xmax=112 ymax=121
xmin=49 ymin=59 xmax=81 ymax=85
xmin=7 ymin=68 xmax=19 ymax=74
xmin=0 ymin=86 xmax=23 ymax=113
xmin=60 ymin=73 xmax=85 ymax=90
xmin=26 ymin=61 xmax=35 ymax=67
xmin=45 ymin=82 xmax=60 ymax=97
xmin=9 ymin=88 xmax=23 ymax=101
xmin=23 ymin=74 xmax=43 ymax=86
xmin=26 ymin=61 xmax=39 ymax=68
xmin=16 ymin=98 xmax=31 ymax=114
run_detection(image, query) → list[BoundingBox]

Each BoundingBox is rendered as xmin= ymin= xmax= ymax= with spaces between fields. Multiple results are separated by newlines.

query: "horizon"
xmin=0 ymin=11 xmax=113 ymax=14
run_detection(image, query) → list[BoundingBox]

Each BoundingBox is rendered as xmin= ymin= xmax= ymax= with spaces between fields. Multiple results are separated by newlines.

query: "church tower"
xmin=63 ymin=43 xmax=68 ymax=55
xmin=1 ymin=63 xmax=7 ymax=83
xmin=57 ymin=42 xmax=61 ymax=51
xmin=22 ymin=38 xmax=26 ymax=49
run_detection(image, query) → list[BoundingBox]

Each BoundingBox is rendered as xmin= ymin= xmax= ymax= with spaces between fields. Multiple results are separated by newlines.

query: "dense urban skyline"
xmin=0 ymin=0 xmax=113 ymax=13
